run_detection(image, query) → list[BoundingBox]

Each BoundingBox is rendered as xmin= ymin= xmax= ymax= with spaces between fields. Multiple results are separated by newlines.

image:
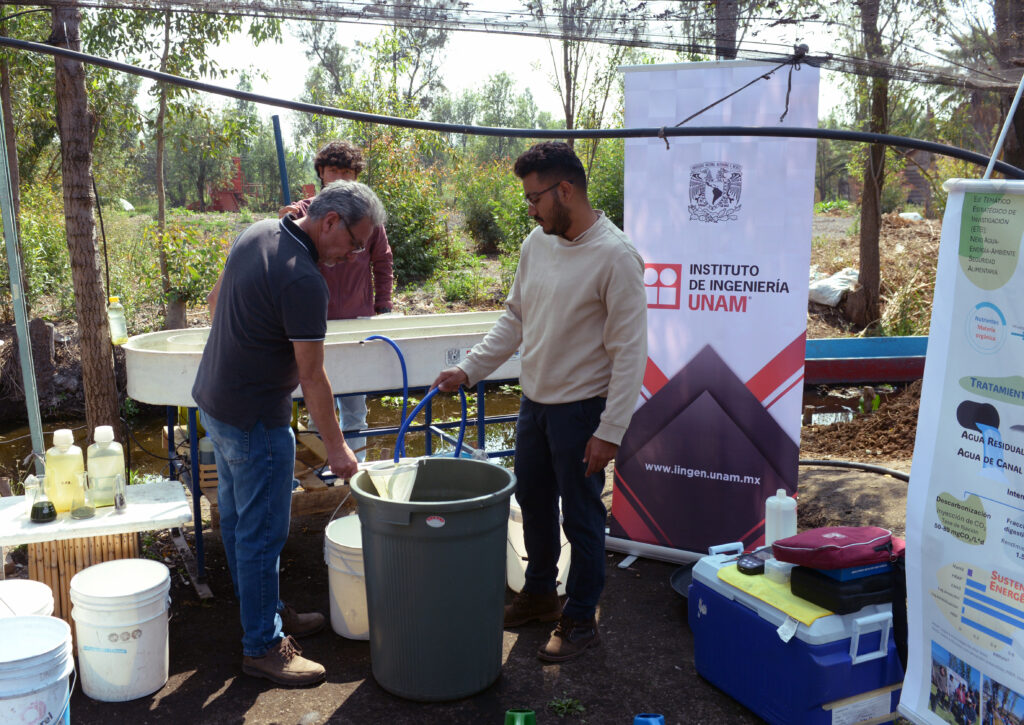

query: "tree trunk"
xmin=51 ymin=7 xmax=120 ymax=441
xmin=847 ymin=0 xmax=886 ymax=330
xmin=715 ymin=0 xmax=739 ymax=60
xmin=993 ymin=0 xmax=1024 ymax=170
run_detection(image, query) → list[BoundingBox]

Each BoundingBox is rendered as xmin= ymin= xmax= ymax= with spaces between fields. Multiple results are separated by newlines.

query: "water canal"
xmin=0 ymin=382 xmax=896 ymax=491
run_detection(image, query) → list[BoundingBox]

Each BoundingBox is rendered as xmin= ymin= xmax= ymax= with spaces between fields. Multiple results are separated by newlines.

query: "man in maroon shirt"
xmin=280 ymin=141 xmax=394 ymax=459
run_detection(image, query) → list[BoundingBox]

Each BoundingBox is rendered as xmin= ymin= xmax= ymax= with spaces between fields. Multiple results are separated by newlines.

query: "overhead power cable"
xmin=3 ymin=0 xmax=1019 ymax=91
xmin=1 ymin=33 xmax=1021 ymax=179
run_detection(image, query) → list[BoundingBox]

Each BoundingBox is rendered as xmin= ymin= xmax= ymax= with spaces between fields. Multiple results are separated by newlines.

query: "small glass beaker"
xmin=70 ymin=472 xmax=95 ymax=519
xmin=27 ymin=475 xmax=57 ymax=523
xmin=112 ymin=473 xmax=127 ymax=513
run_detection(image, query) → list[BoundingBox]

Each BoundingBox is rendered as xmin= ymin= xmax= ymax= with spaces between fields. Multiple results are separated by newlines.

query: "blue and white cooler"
xmin=688 ymin=547 xmax=904 ymax=725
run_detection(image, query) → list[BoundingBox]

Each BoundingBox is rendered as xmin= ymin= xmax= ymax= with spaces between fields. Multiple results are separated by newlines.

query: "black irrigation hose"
xmin=799 ymin=458 xmax=910 ymax=482
xmin=2 ymin=34 xmax=1023 ymax=178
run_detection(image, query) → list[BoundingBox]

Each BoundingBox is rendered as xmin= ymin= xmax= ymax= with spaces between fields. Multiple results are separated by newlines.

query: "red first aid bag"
xmin=771 ymin=526 xmax=904 ymax=569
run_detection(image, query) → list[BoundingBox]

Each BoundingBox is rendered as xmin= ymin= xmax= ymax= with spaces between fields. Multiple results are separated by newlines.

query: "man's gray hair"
xmin=306 ymin=180 xmax=388 ymax=227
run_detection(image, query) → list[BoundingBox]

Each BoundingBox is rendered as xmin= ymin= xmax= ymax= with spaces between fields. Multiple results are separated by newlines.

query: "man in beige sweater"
xmin=433 ymin=141 xmax=647 ymax=662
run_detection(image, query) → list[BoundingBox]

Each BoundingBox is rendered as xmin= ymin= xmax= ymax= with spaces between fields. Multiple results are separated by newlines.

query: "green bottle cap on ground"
xmin=504 ymin=710 xmax=536 ymax=725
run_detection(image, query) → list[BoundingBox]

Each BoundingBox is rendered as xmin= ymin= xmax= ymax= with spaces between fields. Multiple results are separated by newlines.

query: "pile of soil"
xmin=801 ymin=379 xmax=921 ymax=464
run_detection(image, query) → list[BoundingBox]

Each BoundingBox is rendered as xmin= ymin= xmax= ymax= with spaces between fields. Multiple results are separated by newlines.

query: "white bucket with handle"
xmin=0 ymin=615 xmax=74 ymax=725
xmin=324 ymin=514 xmax=369 ymax=640
xmin=0 ymin=579 xmax=55 ymax=617
xmin=70 ymin=558 xmax=171 ymax=701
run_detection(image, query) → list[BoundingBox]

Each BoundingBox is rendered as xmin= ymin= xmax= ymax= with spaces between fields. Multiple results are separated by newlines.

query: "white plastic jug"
xmin=764 ymin=488 xmax=797 ymax=546
xmin=87 ymin=425 xmax=124 ymax=508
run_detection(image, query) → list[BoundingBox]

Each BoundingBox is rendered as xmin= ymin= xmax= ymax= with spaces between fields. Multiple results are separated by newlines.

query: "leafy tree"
xmin=991 ymin=0 xmax=1024 ymax=169
xmin=384 ymin=0 xmax=460 ymax=111
xmin=526 ymin=0 xmax=642 ymax=144
xmin=430 ymin=87 xmax=481 ymax=153
xmin=87 ymin=11 xmax=280 ymax=328
xmin=808 ymin=0 xmax=949 ymax=329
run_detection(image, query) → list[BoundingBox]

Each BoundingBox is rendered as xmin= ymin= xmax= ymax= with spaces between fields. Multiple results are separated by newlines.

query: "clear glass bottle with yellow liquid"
xmin=107 ymin=296 xmax=128 ymax=345
xmin=44 ymin=428 xmax=84 ymax=514
xmin=87 ymin=425 xmax=125 ymax=507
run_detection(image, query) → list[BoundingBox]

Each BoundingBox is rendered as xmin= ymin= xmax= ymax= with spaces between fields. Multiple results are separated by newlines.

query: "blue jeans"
xmin=307 ymin=394 xmax=367 ymax=463
xmin=515 ymin=396 xmax=607 ymax=621
xmin=201 ymin=411 xmax=295 ymax=657
xmin=338 ymin=394 xmax=367 ymax=462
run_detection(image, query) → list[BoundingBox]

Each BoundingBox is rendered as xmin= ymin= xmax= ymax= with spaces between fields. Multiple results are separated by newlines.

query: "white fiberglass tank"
xmin=124 ymin=311 xmax=520 ymax=407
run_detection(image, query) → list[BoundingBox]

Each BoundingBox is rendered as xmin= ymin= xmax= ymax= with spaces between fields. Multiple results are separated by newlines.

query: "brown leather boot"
xmin=504 ymin=590 xmax=562 ymax=627
xmin=537 ymin=615 xmax=600 ymax=662
xmin=280 ymin=603 xmax=326 ymax=638
xmin=242 ymin=635 xmax=326 ymax=686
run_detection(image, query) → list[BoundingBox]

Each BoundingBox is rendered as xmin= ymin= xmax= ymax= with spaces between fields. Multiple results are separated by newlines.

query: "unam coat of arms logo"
xmin=688 ymin=161 xmax=742 ymax=223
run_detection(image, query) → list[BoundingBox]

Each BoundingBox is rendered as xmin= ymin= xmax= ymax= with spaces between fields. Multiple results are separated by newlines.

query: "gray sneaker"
xmin=280 ymin=603 xmax=326 ymax=638
xmin=242 ymin=636 xmax=326 ymax=686
xmin=504 ymin=590 xmax=562 ymax=627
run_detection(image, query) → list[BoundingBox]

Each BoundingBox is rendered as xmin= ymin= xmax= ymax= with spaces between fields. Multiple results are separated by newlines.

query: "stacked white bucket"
xmin=70 ymin=558 xmax=171 ymax=701
xmin=324 ymin=513 xmax=369 ymax=639
xmin=507 ymin=501 xmax=571 ymax=595
xmin=0 ymin=580 xmax=71 ymax=725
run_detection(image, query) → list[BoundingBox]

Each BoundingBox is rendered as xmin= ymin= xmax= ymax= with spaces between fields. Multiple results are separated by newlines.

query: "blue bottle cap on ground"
xmin=634 ymin=715 xmax=666 ymax=725
xmin=504 ymin=709 xmax=537 ymax=725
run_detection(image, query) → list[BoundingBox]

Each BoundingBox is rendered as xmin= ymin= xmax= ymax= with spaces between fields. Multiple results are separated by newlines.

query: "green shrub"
xmin=814 ymin=199 xmax=852 ymax=214
xmin=139 ymin=222 xmax=230 ymax=307
xmin=17 ymin=184 xmax=75 ymax=315
xmin=455 ymin=161 xmax=532 ymax=255
xmin=585 ymin=138 xmax=624 ymax=229
xmin=364 ymin=143 xmax=447 ymax=284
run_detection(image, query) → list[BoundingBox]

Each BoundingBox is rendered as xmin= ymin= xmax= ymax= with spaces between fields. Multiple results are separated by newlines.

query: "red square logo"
xmin=645 ymin=264 xmax=681 ymax=309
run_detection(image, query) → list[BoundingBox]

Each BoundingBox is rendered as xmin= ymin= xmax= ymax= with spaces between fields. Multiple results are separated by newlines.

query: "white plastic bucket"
xmin=324 ymin=514 xmax=369 ymax=640
xmin=69 ymin=558 xmax=171 ymax=702
xmin=507 ymin=501 xmax=572 ymax=596
xmin=0 ymin=615 xmax=74 ymax=725
xmin=0 ymin=579 xmax=55 ymax=617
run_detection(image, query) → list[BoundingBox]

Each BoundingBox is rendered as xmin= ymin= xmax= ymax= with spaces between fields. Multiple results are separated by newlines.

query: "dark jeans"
xmin=515 ymin=395 xmax=607 ymax=621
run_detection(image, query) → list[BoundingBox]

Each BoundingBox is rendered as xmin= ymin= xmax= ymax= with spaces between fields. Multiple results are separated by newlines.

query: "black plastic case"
xmin=790 ymin=565 xmax=894 ymax=614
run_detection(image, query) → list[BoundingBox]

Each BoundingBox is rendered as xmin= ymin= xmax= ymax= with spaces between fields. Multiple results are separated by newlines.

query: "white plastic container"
xmin=506 ymin=501 xmax=571 ymax=596
xmin=44 ymin=429 xmax=84 ymax=514
xmin=0 ymin=580 xmax=55 ymax=617
xmin=324 ymin=515 xmax=369 ymax=640
xmin=764 ymin=488 xmax=797 ymax=546
xmin=70 ymin=559 xmax=171 ymax=701
xmin=86 ymin=425 xmax=125 ymax=508
xmin=0 ymin=615 xmax=74 ymax=725
xmin=764 ymin=557 xmax=797 ymax=585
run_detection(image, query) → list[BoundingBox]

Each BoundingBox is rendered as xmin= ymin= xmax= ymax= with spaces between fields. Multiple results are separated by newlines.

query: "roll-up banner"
xmin=899 ymin=179 xmax=1024 ymax=725
xmin=612 ymin=60 xmax=819 ymax=557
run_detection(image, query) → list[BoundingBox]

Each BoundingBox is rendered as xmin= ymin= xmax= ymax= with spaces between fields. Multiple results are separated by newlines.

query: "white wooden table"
xmin=0 ymin=479 xmax=192 ymax=622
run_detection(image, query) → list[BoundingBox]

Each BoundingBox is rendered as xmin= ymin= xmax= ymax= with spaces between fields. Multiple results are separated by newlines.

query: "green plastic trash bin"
xmin=351 ymin=457 xmax=516 ymax=701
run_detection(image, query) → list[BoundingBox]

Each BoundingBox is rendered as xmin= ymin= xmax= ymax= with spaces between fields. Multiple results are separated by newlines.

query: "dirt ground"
xmin=63 ymin=460 xmax=912 ymax=725
xmin=60 ymin=377 xmax=917 ymax=725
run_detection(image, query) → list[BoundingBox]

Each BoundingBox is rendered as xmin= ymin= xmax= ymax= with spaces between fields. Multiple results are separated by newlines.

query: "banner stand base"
xmin=896 ymin=704 xmax=928 ymax=724
xmin=605 ymin=535 xmax=703 ymax=566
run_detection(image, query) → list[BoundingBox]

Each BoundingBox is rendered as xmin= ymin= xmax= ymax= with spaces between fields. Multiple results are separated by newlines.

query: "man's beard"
xmin=539 ymin=198 xmax=572 ymax=237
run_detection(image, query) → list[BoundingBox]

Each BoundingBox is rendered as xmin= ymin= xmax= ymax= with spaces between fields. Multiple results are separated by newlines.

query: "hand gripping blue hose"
xmin=393 ymin=385 xmax=468 ymax=463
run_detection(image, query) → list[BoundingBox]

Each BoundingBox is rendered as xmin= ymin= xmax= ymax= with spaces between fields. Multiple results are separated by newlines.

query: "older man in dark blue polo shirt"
xmin=192 ymin=180 xmax=387 ymax=686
